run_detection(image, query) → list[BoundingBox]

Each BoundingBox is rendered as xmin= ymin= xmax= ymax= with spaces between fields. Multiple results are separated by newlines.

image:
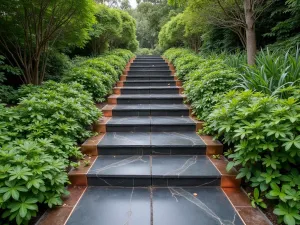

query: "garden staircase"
xmin=38 ymin=56 xmax=272 ymax=225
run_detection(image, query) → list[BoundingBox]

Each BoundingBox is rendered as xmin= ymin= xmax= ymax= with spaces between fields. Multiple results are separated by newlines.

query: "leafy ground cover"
xmin=0 ymin=49 xmax=134 ymax=225
xmin=163 ymin=47 xmax=300 ymax=225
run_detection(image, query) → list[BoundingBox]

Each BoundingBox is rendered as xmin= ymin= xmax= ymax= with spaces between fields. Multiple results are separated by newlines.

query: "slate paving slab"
xmin=152 ymin=187 xmax=244 ymax=225
xmin=66 ymin=187 xmax=151 ymax=225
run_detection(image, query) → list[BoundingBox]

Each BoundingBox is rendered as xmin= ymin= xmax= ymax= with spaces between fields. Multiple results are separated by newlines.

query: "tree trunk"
xmin=244 ymin=0 xmax=257 ymax=65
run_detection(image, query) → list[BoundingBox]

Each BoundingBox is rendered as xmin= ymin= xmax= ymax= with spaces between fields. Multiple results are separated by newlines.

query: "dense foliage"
xmin=130 ymin=0 xmax=181 ymax=50
xmin=164 ymin=47 xmax=300 ymax=224
xmin=0 ymin=82 xmax=100 ymax=224
xmin=87 ymin=4 xmax=138 ymax=54
xmin=163 ymin=48 xmax=238 ymax=120
xmin=0 ymin=0 xmax=96 ymax=84
xmin=204 ymin=90 xmax=300 ymax=225
xmin=0 ymin=49 xmax=134 ymax=224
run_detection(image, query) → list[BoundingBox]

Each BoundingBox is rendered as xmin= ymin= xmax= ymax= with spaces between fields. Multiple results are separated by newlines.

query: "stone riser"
xmin=87 ymin=177 xmax=221 ymax=187
xmin=128 ymin=71 xmax=171 ymax=75
xmin=118 ymin=89 xmax=180 ymax=94
xmin=130 ymin=66 xmax=170 ymax=71
xmin=125 ymin=76 xmax=175 ymax=81
xmin=105 ymin=124 xmax=196 ymax=132
xmin=131 ymin=62 xmax=169 ymax=67
xmin=115 ymin=99 xmax=185 ymax=104
xmin=123 ymin=81 xmax=178 ymax=86
xmin=96 ymin=147 xmax=207 ymax=155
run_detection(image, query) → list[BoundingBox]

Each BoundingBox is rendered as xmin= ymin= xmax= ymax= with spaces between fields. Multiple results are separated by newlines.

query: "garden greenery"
xmin=205 ymin=90 xmax=300 ymax=225
xmin=0 ymin=49 xmax=134 ymax=224
xmin=163 ymin=48 xmax=238 ymax=121
xmin=163 ymin=47 xmax=300 ymax=225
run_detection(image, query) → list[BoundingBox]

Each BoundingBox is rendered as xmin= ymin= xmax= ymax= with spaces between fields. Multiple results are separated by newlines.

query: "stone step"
xmin=96 ymin=132 xmax=207 ymax=155
xmin=125 ymin=75 xmax=175 ymax=81
xmin=134 ymin=58 xmax=165 ymax=62
xmin=122 ymin=80 xmax=180 ymax=87
xmin=108 ymin=94 xmax=185 ymax=104
xmin=114 ymin=86 xmax=181 ymax=95
xmin=131 ymin=62 xmax=168 ymax=67
xmin=130 ymin=66 xmax=170 ymax=71
xmin=65 ymin=186 xmax=247 ymax=225
xmin=128 ymin=70 xmax=171 ymax=75
xmin=103 ymin=104 xmax=190 ymax=116
xmin=86 ymin=155 xmax=221 ymax=187
xmin=136 ymin=55 xmax=162 ymax=59
xmin=101 ymin=116 xmax=197 ymax=132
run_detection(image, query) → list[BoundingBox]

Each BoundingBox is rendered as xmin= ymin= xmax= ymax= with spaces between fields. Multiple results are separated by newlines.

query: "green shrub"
xmin=0 ymin=81 xmax=100 ymax=224
xmin=237 ymin=48 xmax=300 ymax=98
xmin=63 ymin=67 xmax=112 ymax=102
xmin=204 ymin=90 xmax=300 ymax=225
xmin=101 ymin=55 xmax=127 ymax=75
xmin=79 ymin=59 xmax=119 ymax=82
xmin=0 ymin=55 xmax=21 ymax=104
xmin=163 ymin=48 xmax=193 ymax=64
xmin=174 ymin=54 xmax=200 ymax=68
xmin=44 ymin=50 xmax=71 ymax=82
xmin=185 ymin=67 xmax=238 ymax=120
xmin=164 ymin=48 xmax=238 ymax=121
xmin=0 ymin=85 xmax=17 ymax=104
xmin=110 ymin=49 xmax=135 ymax=61
xmin=0 ymin=139 xmax=70 ymax=225
xmin=176 ymin=58 xmax=206 ymax=81
xmin=16 ymin=81 xmax=101 ymax=142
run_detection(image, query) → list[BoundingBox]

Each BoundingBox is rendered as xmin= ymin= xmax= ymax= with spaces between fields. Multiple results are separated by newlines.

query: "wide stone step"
xmin=87 ymin=155 xmax=221 ymax=187
xmin=97 ymin=132 xmax=206 ymax=155
xmin=109 ymin=94 xmax=185 ymax=104
xmin=104 ymin=116 xmax=196 ymax=132
xmin=131 ymin=62 xmax=168 ymax=67
xmin=66 ymin=186 xmax=245 ymax=225
xmin=134 ymin=58 xmax=165 ymax=62
xmin=136 ymin=55 xmax=162 ymax=58
xmin=115 ymin=86 xmax=180 ymax=94
xmin=123 ymin=80 xmax=178 ymax=87
xmin=104 ymin=104 xmax=189 ymax=116
xmin=125 ymin=75 xmax=175 ymax=81
xmin=130 ymin=66 xmax=170 ymax=71
xmin=128 ymin=70 xmax=171 ymax=75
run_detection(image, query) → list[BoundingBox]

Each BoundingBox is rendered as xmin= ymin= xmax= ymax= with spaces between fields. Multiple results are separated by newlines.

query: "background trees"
xmin=0 ymin=1 xmax=138 ymax=85
xmin=162 ymin=0 xmax=299 ymax=64
xmin=0 ymin=0 xmax=96 ymax=84
xmin=130 ymin=0 xmax=181 ymax=49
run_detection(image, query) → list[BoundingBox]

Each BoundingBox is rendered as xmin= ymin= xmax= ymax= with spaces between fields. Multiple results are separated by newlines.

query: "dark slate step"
xmin=66 ymin=187 xmax=151 ymax=225
xmin=126 ymin=75 xmax=175 ymax=81
xmin=151 ymin=116 xmax=196 ymax=132
xmin=123 ymin=80 xmax=177 ymax=87
xmin=66 ymin=187 xmax=244 ymax=225
xmin=105 ymin=116 xmax=195 ymax=132
xmin=134 ymin=58 xmax=165 ymax=62
xmin=152 ymin=187 xmax=244 ymax=225
xmin=133 ymin=59 xmax=166 ymax=64
xmin=136 ymin=55 xmax=162 ymax=59
xmin=128 ymin=70 xmax=171 ymax=75
xmin=118 ymin=86 xmax=179 ymax=94
xmin=131 ymin=62 xmax=168 ymax=67
xmin=87 ymin=155 xmax=151 ymax=187
xmin=97 ymin=132 xmax=206 ymax=155
xmin=152 ymin=155 xmax=221 ymax=186
xmin=130 ymin=66 xmax=170 ymax=71
xmin=87 ymin=155 xmax=220 ymax=187
xmin=106 ymin=117 xmax=151 ymax=132
xmin=116 ymin=94 xmax=184 ymax=104
xmin=112 ymin=104 xmax=189 ymax=116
